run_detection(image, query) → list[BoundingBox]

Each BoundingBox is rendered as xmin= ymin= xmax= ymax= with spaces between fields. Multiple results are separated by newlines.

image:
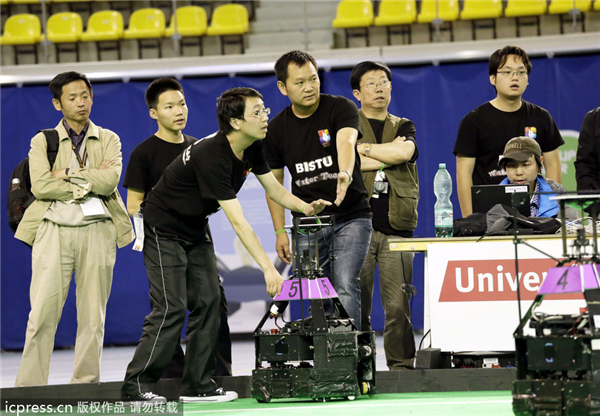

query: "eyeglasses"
xmin=246 ymin=108 xmax=271 ymax=118
xmin=361 ymin=80 xmax=392 ymax=90
xmin=496 ymin=70 xmax=528 ymax=78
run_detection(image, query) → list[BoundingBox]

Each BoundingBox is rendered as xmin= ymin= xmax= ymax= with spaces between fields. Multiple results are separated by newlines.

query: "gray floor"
xmin=1 ymin=334 xmax=422 ymax=388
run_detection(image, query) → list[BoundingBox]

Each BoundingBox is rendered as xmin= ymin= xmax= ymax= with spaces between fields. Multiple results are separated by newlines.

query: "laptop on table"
xmin=471 ymin=184 xmax=530 ymax=216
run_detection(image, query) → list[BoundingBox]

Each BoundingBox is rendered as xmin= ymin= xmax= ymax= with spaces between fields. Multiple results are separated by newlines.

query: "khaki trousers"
xmin=360 ymin=230 xmax=416 ymax=370
xmin=15 ymin=219 xmax=116 ymax=386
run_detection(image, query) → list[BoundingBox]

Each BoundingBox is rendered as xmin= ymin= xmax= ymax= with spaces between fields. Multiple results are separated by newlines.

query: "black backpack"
xmin=7 ymin=129 xmax=60 ymax=234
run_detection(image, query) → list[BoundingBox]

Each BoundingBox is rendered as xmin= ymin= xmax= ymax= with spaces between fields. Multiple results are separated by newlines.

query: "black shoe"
xmin=179 ymin=387 xmax=238 ymax=403
xmin=121 ymin=392 xmax=167 ymax=404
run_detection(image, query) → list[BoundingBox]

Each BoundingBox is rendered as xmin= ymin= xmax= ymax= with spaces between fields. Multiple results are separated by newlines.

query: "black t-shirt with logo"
xmin=453 ymin=100 xmax=564 ymax=185
xmin=264 ymin=94 xmax=371 ymax=223
xmin=367 ymin=118 xmax=417 ymax=237
xmin=123 ymin=134 xmax=197 ymax=194
xmin=143 ymin=132 xmax=270 ymax=242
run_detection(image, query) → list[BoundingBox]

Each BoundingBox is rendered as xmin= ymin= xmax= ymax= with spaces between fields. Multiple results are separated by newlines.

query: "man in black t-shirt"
xmin=575 ymin=107 xmax=600 ymax=217
xmin=121 ymin=88 xmax=329 ymax=404
xmin=123 ymin=78 xmax=196 ymax=215
xmin=453 ymin=45 xmax=564 ymax=217
xmin=263 ymin=51 xmax=372 ymax=330
xmin=351 ymin=61 xmax=419 ymax=370
xmin=123 ymin=78 xmax=232 ymax=381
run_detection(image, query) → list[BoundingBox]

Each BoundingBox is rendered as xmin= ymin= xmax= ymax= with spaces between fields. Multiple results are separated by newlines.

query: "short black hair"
xmin=274 ymin=50 xmax=318 ymax=84
xmin=489 ymin=45 xmax=532 ymax=76
xmin=145 ymin=78 xmax=184 ymax=110
xmin=49 ymin=71 xmax=92 ymax=102
xmin=216 ymin=87 xmax=264 ymax=135
xmin=350 ymin=61 xmax=392 ymax=91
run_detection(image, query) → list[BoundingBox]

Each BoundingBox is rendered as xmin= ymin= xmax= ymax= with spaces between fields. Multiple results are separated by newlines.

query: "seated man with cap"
xmin=498 ymin=136 xmax=568 ymax=218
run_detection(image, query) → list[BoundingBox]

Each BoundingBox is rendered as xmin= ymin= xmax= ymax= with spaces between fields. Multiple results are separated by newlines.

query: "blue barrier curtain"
xmin=2 ymin=53 xmax=599 ymax=349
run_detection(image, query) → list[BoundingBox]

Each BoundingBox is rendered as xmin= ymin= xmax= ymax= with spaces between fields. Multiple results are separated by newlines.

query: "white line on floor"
xmin=182 ymin=398 xmax=513 ymax=414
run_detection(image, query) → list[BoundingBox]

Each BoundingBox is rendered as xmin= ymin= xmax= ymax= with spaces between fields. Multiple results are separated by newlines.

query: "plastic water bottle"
xmin=434 ymin=163 xmax=453 ymax=238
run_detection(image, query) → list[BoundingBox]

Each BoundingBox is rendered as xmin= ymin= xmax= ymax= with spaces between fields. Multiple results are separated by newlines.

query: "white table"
xmin=389 ymin=235 xmax=590 ymax=351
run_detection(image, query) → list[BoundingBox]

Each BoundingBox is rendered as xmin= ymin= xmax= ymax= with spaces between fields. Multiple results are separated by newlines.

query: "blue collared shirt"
xmin=62 ymin=119 xmax=89 ymax=154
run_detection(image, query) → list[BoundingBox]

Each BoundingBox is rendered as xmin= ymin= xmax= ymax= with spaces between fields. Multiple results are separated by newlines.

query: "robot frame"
xmin=251 ymin=215 xmax=376 ymax=403
xmin=512 ymin=194 xmax=600 ymax=416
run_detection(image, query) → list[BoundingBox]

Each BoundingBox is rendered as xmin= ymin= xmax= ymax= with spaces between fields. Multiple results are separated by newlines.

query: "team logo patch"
xmin=525 ymin=127 xmax=537 ymax=139
xmin=318 ymin=129 xmax=331 ymax=147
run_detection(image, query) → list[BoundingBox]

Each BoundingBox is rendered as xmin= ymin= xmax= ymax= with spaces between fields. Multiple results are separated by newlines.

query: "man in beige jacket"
xmin=15 ymin=71 xmax=134 ymax=386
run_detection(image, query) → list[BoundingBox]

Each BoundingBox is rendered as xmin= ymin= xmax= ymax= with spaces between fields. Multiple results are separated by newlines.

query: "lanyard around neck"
xmin=72 ymin=144 xmax=88 ymax=168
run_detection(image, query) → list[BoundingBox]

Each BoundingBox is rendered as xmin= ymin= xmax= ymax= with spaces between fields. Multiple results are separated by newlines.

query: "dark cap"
xmin=500 ymin=136 xmax=541 ymax=167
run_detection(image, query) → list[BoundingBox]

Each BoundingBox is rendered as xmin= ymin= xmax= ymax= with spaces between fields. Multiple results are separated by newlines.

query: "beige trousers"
xmin=15 ymin=220 xmax=117 ymax=386
xmin=360 ymin=230 xmax=416 ymax=370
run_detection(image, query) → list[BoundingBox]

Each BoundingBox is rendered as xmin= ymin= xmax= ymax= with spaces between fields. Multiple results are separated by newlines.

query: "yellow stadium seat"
xmin=333 ymin=0 xmax=374 ymax=28
xmin=460 ymin=0 xmax=503 ymax=40
xmin=124 ymin=8 xmax=165 ymax=39
xmin=207 ymin=4 xmax=249 ymax=35
xmin=1 ymin=13 xmax=41 ymax=45
xmin=549 ymin=0 xmax=592 ymax=33
xmin=549 ymin=0 xmax=592 ymax=13
xmin=165 ymin=6 xmax=207 ymax=37
xmin=461 ymin=0 xmax=503 ymax=20
xmin=417 ymin=0 xmax=460 ymax=23
xmin=417 ymin=0 xmax=460 ymax=42
xmin=165 ymin=6 xmax=207 ymax=56
xmin=81 ymin=10 xmax=124 ymax=41
xmin=332 ymin=0 xmax=374 ymax=47
xmin=80 ymin=10 xmax=124 ymax=60
xmin=207 ymin=4 xmax=249 ymax=54
xmin=374 ymin=0 xmax=416 ymax=44
xmin=0 ymin=13 xmax=42 ymax=64
xmin=47 ymin=12 xmax=83 ymax=62
xmin=123 ymin=8 xmax=165 ymax=59
xmin=505 ymin=0 xmax=548 ymax=16
xmin=595 ymin=0 xmax=600 ymax=11
xmin=47 ymin=12 xmax=83 ymax=43
xmin=504 ymin=0 xmax=547 ymax=36
xmin=375 ymin=0 xmax=416 ymax=26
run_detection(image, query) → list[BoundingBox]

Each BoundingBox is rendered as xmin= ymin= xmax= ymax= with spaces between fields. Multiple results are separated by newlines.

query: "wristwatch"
xmin=363 ymin=143 xmax=372 ymax=157
xmin=341 ymin=170 xmax=353 ymax=184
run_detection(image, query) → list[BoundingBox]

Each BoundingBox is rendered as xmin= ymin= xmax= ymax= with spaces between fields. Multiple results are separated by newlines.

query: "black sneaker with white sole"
xmin=121 ymin=392 xmax=167 ymax=404
xmin=179 ymin=387 xmax=238 ymax=403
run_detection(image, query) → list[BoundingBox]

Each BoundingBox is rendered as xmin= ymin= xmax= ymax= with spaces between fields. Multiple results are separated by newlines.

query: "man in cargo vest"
xmin=351 ymin=61 xmax=419 ymax=370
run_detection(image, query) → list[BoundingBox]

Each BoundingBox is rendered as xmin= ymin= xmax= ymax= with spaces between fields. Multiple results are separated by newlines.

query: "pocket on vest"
xmin=389 ymin=186 xmax=418 ymax=231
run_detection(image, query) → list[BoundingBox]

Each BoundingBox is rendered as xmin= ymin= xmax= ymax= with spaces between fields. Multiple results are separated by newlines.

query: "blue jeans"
xmin=295 ymin=217 xmax=372 ymax=330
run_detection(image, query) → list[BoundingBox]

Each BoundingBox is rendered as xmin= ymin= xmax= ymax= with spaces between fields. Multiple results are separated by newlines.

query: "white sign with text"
xmin=427 ymin=240 xmax=585 ymax=351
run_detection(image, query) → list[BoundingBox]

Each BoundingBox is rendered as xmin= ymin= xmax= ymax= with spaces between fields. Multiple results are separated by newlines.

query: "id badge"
xmin=80 ymin=196 xmax=106 ymax=218
xmin=132 ymin=213 xmax=144 ymax=252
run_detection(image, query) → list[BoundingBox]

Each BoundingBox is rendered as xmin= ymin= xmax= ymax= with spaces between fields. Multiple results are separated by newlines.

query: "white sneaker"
xmin=179 ymin=387 xmax=238 ymax=403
